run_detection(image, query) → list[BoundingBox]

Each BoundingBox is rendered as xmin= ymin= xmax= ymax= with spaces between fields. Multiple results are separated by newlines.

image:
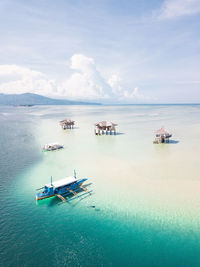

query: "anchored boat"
xmin=42 ymin=143 xmax=64 ymax=151
xmin=36 ymin=171 xmax=91 ymax=202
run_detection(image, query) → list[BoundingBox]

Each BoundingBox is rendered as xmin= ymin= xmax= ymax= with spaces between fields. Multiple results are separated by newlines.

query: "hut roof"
xmin=60 ymin=119 xmax=75 ymax=125
xmin=156 ymin=127 xmax=170 ymax=135
xmin=95 ymin=121 xmax=117 ymax=127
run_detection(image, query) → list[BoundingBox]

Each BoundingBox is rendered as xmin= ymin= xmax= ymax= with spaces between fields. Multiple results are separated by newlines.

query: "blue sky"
xmin=0 ymin=0 xmax=200 ymax=103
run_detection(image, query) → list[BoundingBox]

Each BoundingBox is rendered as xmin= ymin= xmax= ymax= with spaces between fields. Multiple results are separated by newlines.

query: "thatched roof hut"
xmin=154 ymin=127 xmax=172 ymax=143
xmin=94 ymin=121 xmax=117 ymax=135
xmin=60 ymin=119 xmax=75 ymax=129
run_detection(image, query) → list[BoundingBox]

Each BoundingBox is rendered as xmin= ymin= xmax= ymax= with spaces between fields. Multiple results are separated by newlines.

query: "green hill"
xmin=0 ymin=93 xmax=101 ymax=106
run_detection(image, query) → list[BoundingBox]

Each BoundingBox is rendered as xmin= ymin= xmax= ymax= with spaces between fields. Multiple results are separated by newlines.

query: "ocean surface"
xmin=1 ymin=104 xmax=200 ymax=267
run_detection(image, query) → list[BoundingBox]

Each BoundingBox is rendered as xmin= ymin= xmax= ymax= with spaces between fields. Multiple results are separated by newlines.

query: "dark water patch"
xmin=0 ymin=117 xmax=41 ymax=184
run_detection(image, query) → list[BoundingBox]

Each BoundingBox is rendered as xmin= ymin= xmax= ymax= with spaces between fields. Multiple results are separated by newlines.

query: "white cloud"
xmin=70 ymin=54 xmax=95 ymax=72
xmin=0 ymin=64 xmax=44 ymax=78
xmin=108 ymin=77 xmax=150 ymax=101
xmin=0 ymin=54 xmax=149 ymax=102
xmin=58 ymin=54 xmax=111 ymax=100
xmin=108 ymin=74 xmax=122 ymax=94
xmin=122 ymin=87 xmax=147 ymax=100
xmin=158 ymin=0 xmax=200 ymax=19
xmin=0 ymin=64 xmax=56 ymax=95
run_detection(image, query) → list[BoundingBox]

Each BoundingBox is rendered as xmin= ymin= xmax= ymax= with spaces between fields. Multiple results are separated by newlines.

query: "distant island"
xmin=0 ymin=93 xmax=101 ymax=106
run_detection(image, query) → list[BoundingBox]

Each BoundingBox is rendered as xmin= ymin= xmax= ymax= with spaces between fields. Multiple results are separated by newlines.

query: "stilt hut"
xmin=60 ymin=119 xmax=75 ymax=129
xmin=94 ymin=121 xmax=117 ymax=135
xmin=153 ymin=127 xmax=172 ymax=144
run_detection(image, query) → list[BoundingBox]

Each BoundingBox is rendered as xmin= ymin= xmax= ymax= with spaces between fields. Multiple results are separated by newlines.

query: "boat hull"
xmin=36 ymin=194 xmax=55 ymax=201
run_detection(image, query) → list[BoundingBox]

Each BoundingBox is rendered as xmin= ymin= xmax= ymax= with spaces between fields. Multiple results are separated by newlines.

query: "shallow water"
xmin=1 ymin=105 xmax=200 ymax=266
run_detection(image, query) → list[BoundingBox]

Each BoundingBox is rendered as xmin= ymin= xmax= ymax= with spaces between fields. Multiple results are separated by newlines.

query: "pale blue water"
xmin=1 ymin=105 xmax=200 ymax=266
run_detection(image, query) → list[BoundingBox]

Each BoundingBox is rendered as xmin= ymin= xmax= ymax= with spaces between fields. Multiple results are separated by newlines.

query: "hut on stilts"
xmin=60 ymin=119 xmax=75 ymax=130
xmin=94 ymin=121 xmax=117 ymax=135
xmin=153 ymin=127 xmax=172 ymax=144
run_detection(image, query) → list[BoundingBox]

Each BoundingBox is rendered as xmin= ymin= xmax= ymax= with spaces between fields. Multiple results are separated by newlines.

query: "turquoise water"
xmin=1 ymin=105 xmax=200 ymax=266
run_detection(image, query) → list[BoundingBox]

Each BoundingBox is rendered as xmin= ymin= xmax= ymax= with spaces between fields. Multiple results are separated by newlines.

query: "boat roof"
xmin=45 ymin=176 xmax=77 ymax=188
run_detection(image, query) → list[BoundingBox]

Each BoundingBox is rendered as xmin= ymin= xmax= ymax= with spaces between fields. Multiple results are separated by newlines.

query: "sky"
xmin=0 ymin=0 xmax=200 ymax=103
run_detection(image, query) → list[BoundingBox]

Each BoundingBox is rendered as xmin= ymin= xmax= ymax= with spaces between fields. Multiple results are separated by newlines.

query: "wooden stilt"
xmin=69 ymin=190 xmax=77 ymax=196
xmin=94 ymin=122 xmax=118 ymax=136
xmin=57 ymin=194 xmax=66 ymax=202
xmin=80 ymin=186 xmax=88 ymax=193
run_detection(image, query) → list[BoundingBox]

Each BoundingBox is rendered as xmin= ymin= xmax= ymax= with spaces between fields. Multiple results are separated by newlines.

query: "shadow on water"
xmin=71 ymin=126 xmax=79 ymax=130
xmin=168 ymin=140 xmax=179 ymax=144
xmin=154 ymin=140 xmax=179 ymax=147
xmin=115 ymin=132 xmax=125 ymax=135
xmin=60 ymin=126 xmax=79 ymax=130
xmin=95 ymin=132 xmax=125 ymax=136
xmin=67 ymin=192 xmax=95 ymax=208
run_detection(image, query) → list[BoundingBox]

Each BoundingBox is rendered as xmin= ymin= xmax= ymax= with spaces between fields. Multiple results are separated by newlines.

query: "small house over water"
xmin=153 ymin=127 xmax=172 ymax=144
xmin=60 ymin=119 xmax=75 ymax=129
xmin=94 ymin=121 xmax=117 ymax=135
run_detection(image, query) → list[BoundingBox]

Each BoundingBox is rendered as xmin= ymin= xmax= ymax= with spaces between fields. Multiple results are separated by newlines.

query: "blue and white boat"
xmin=36 ymin=171 xmax=90 ymax=202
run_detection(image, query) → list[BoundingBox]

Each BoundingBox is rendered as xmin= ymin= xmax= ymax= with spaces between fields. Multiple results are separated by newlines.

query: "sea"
xmin=1 ymin=104 xmax=200 ymax=267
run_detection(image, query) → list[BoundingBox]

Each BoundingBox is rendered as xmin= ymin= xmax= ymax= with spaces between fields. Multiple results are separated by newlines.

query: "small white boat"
xmin=43 ymin=143 xmax=64 ymax=151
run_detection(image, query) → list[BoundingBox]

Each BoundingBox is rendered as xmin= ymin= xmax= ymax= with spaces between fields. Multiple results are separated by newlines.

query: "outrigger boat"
xmin=42 ymin=143 xmax=64 ymax=151
xmin=36 ymin=171 xmax=92 ymax=202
